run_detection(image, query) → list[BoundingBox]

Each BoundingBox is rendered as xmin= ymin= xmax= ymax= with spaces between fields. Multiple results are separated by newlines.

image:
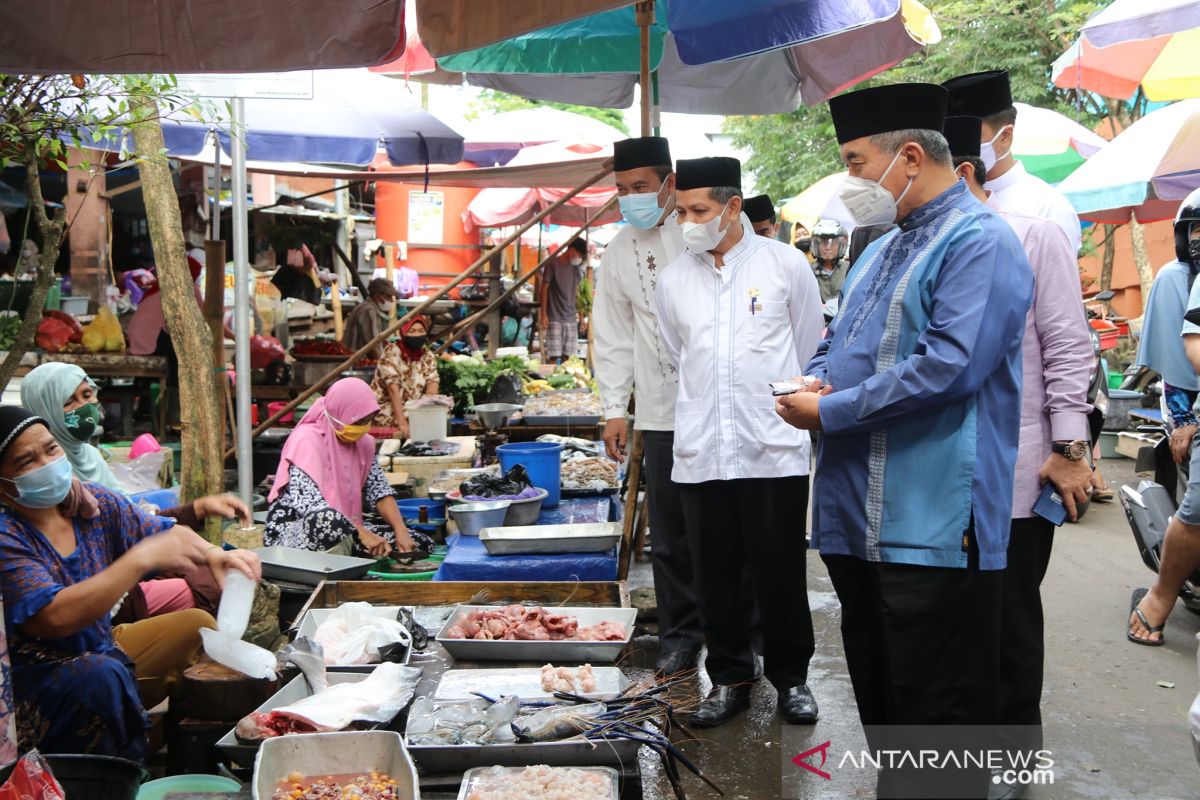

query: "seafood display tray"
xmin=433 ymin=666 xmax=630 ymax=703
xmin=252 ymin=731 xmax=419 ymax=800
xmin=407 ymin=733 xmax=640 ymax=773
xmin=435 ymin=605 xmax=638 ymax=664
xmin=455 ymin=765 xmax=619 ymax=800
xmin=217 ymin=673 xmax=371 ymax=769
xmin=520 ymin=414 xmax=603 ymax=426
xmin=292 ymin=605 xmax=414 ymax=670
xmin=252 ymin=546 xmax=376 ymax=586
xmin=479 ymin=523 xmax=621 ymax=556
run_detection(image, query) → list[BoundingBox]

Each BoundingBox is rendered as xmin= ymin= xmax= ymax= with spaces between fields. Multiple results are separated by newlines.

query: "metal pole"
xmin=210 ymin=132 xmax=221 ymax=241
xmin=333 ymin=179 xmax=351 ymax=286
xmin=637 ymin=0 xmax=654 ymax=137
xmin=231 ymin=98 xmax=253 ymax=506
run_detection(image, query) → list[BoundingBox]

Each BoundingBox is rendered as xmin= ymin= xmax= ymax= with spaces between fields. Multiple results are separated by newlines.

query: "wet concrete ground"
xmin=627 ymin=456 xmax=1200 ymax=800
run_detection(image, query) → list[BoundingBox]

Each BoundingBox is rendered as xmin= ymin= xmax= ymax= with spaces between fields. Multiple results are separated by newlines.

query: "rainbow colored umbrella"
xmin=1053 ymin=28 xmax=1200 ymax=101
xmin=1010 ymin=102 xmax=1108 ymax=184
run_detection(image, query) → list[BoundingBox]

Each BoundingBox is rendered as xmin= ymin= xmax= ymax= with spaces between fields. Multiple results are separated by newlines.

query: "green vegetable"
xmin=437 ymin=354 xmax=533 ymax=415
xmin=547 ymin=373 xmax=576 ymax=389
xmin=0 ymin=314 xmax=22 ymax=350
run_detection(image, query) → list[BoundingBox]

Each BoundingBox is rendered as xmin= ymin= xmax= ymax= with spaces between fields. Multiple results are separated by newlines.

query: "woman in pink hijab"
xmin=264 ymin=378 xmax=423 ymax=557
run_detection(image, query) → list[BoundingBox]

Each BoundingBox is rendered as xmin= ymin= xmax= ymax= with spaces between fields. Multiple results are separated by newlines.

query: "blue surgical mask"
xmin=4 ymin=455 xmax=73 ymax=509
xmin=619 ymin=181 xmax=670 ymax=230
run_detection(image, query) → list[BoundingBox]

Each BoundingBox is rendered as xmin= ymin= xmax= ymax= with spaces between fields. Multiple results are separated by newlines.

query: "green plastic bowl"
xmin=368 ymin=551 xmax=446 ymax=581
xmin=137 ymin=774 xmax=240 ymax=800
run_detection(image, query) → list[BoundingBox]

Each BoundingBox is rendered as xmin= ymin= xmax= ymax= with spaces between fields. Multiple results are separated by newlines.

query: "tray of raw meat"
xmin=435 ymin=604 xmax=637 ymax=663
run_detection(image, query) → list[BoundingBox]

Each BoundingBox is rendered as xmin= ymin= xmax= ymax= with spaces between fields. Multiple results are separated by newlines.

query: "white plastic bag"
xmin=109 ymin=450 xmax=166 ymax=494
xmin=312 ymin=602 xmax=413 ymax=666
xmin=272 ymin=661 xmax=422 ymax=731
xmin=202 ymin=571 xmax=276 ymax=680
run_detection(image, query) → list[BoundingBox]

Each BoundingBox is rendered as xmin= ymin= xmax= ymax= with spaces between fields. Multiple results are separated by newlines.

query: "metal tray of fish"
xmin=293 ymin=606 xmax=415 ymax=671
xmin=520 ymin=414 xmax=603 ymax=427
xmin=455 ymin=765 xmax=619 ymax=800
xmin=407 ymin=733 xmax=640 ymax=773
xmin=435 ymin=605 xmax=637 ymax=664
xmin=216 ymin=673 xmax=372 ymax=769
xmin=479 ymin=523 xmax=621 ymax=555
xmin=433 ymin=667 xmax=630 ymax=703
xmin=251 ymin=546 xmax=376 ymax=586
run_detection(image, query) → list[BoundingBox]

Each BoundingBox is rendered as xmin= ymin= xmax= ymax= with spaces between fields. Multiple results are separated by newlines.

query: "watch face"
xmin=1067 ymin=440 xmax=1089 ymax=460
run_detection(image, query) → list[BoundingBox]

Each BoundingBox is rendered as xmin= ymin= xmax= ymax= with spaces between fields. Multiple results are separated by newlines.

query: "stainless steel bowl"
xmin=501 ymin=488 xmax=548 ymax=526
xmin=449 ymin=500 xmax=512 ymax=536
xmin=473 ymin=402 xmax=522 ymax=430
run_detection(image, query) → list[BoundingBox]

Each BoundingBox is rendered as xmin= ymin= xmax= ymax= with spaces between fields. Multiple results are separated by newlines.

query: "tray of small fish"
xmin=435 ymin=605 xmax=637 ymax=664
xmin=404 ymin=696 xmax=641 ymax=773
xmin=456 ymin=765 xmax=619 ymax=800
xmin=433 ymin=666 xmax=630 ymax=703
xmin=479 ymin=523 xmax=621 ymax=556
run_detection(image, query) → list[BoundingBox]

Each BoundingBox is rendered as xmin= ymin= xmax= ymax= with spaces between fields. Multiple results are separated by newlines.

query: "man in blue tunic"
xmin=775 ymin=83 xmax=1033 ymax=797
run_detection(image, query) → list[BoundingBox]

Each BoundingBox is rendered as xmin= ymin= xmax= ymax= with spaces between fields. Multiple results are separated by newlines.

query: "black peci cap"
xmin=943 ymin=116 xmax=983 ymax=158
xmin=943 ymin=70 xmax=1013 ymax=118
xmin=829 ymin=83 xmax=949 ymax=145
xmin=675 ymin=156 xmax=741 ymax=191
xmin=613 ymin=136 xmax=672 ymax=172
xmin=743 ymin=194 xmax=776 ymax=223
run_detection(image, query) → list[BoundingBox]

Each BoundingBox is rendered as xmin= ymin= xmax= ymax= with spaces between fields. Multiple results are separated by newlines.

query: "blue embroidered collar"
xmin=898 ymin=180 xmax=966 ymax=232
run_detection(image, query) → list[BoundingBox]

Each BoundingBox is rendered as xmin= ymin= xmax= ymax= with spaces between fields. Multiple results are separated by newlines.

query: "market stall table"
xmin=5 ymin=350 xmax=171 ymax=436
xmin=434 ymin=495 xmax=619 ymax=581
xmin=452 ymin=419 xmax=606 ymax=443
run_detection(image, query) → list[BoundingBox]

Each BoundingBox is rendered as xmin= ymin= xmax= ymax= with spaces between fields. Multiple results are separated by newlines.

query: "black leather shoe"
xmin=655 ymin=648 xmax=699 ymax=676
xmin=778 ymin=684 xmax=819 ymax=724
xmin=987 ymin=769 xmax=1025 ymax=800
xmin=692 ymin=684 xmax=752 ymax=728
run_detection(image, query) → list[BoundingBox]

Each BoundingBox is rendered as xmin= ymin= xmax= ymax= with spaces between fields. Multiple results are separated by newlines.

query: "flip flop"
xmin=1093 ymin=486 xmax=1115 ymax=503
xmin=1127 ymin=587 xmax=1166 ymax=646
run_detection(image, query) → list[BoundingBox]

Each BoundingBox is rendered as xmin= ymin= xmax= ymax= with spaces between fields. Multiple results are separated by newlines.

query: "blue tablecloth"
xmin=433 ymin=496 xmax=619 ymax=581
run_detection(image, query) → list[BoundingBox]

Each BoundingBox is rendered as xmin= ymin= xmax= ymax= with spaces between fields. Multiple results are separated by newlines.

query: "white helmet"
xmin=812 ymin=219 xmax=847 ymax=260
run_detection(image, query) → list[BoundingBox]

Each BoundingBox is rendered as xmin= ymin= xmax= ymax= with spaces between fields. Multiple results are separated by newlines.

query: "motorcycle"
xmin=1119 ymin=422 xmax=1200 ymax=614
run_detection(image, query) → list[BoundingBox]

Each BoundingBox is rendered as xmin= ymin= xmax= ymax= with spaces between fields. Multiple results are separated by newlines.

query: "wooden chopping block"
xmin=181 ymin=660 xmax=278 ymax=722
xmin=385 ymin=471 xmax=410 ymax=487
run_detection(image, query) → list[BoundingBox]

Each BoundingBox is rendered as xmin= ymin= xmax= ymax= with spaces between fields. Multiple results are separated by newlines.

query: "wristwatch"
xmin=1052 ymin=440 xmax=1090 ymax=461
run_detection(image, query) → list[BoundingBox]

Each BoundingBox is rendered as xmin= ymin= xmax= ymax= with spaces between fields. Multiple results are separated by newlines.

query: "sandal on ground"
xmin=1092 ymin=484 xmax=1115 ymax=503
xmin=1127 ymin=587 xmax=1166 ymax=647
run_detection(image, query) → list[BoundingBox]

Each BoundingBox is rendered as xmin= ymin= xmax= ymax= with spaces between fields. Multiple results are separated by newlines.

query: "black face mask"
xmin=1189 ymin=238 xmax=1200 ymax=265
xmin=403 ymin=335 xmax=428 ymax=350
xmin=795 ymin=238 xmax=812 ymax=254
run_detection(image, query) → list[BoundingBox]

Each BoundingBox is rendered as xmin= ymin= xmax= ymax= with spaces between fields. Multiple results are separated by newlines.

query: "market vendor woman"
xmin=0 ymin=406 xmax=261 ymax=761
xmin=370 ymin=316 xmax=439 ymax=439
xmin=265 ymin=378 xmax=429 ymax=556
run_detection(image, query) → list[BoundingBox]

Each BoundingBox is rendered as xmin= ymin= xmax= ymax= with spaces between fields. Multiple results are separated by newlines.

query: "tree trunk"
xmin=1129 ymin=212 xmax=1154 ymax=313
xmin=132 ymin=111 xmax=224 ymax=542
xmin=1099 ymin=224 xmax=1116 ymax=293
xmin=0 ymin=153 xmax=66 ymax=390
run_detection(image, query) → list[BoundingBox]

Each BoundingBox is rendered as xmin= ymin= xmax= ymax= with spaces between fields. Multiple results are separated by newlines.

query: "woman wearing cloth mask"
xmin=265 ymin=378 xmax=428 ymax=557
xmin=21 ymin=362 xmax=251 ymax=619
xmin=0 ymin=406 xmax=261 ymax=761
xmin=370 ymin=316 xmax=439 ymax=438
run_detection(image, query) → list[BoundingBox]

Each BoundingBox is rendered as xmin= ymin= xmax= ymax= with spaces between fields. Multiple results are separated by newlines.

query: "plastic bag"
xmin=80 ymin=306 xmax=125 ymax=352
xmin=311 ymin=602 xmax=413 ymax=666
xmin=108 ymin=450 xmax=166 ymax=495
xmin=35 ymin=318 xmax=75 ymax=353
xmin=0 ymin=751 xmax=65 ymax=800
xmin=460 ymin=464 xmax=532 ymax=499
xmin=271 ymin=661 xmax=422 ymax=731
xmin=249 ymin=335 xmax=287 ymax=369
xmin=1191 ymin=632 xmax=1200 ymax=765
xmin=201 ymin=570 xmax=276 ymax=680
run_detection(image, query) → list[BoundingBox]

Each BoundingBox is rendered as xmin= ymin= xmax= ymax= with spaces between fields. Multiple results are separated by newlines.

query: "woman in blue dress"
xmin=0 ymin=407 xmax=261 ymax=761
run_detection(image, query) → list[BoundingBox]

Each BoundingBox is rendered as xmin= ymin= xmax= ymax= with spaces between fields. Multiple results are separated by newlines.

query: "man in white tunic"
xmin=943 ymin=69 xmax=1082 ymax=254
xmin=654 ymin=156 xmax=823 ymax=727
xmin=593 ymin=137 xmax=700 ymax=677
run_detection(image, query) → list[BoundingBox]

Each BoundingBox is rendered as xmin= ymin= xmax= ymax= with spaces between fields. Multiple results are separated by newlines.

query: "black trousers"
xmin=822 ymin=553 xmax=1003 ymax=726
xmin=642 ymin=431 xmax=703 ymax=654
xmin=678 ymin=476 xmax=814 ymax=689
xmin=999 ymin=517 xmax=1055 ymax=747
xmin=823 ymin=554 xmax=1003 ymax=799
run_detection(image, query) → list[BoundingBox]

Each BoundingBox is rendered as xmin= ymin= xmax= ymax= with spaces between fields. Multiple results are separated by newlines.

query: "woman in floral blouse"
xmin=370 ymin=317 xmax=439 ymax=439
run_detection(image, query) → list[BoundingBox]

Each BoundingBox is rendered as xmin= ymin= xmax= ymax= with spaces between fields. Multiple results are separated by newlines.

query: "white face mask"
xmin=569 ymin=256 xmax=584 ymax=267
xmin=378 ymin=300 xmax=394 ymax=314
xmin=838 ymin=151 xmax=913 ymax=227
xmin=680 ymin=201 xmax=733 ymax=254
xmin=979 ymin=125 xmax=1012 ymax=174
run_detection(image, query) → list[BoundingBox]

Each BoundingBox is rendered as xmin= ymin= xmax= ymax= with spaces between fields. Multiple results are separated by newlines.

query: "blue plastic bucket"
xmin=397 ymin=497 xmax=447 ymax=522
xmin=497 ymin=442 xmax=564 ymax=508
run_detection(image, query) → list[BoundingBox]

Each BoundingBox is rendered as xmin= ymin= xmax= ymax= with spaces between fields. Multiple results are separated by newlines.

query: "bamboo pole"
xmin=384 ymin=245 xmax=398 ymax=324
xmin=226 ymin=164 xmax=613 ymax=456
xmin=637 ymin=0 xmax=654 ymax=137
xmin=618 ymin=430 xmax=645 ymax=581
xmin=434 ymin=197 xmax=617 ymax=355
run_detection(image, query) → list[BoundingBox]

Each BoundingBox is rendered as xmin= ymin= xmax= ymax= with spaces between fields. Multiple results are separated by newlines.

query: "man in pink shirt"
xmin=945 ymin=116 xmax=1093 ymax=799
